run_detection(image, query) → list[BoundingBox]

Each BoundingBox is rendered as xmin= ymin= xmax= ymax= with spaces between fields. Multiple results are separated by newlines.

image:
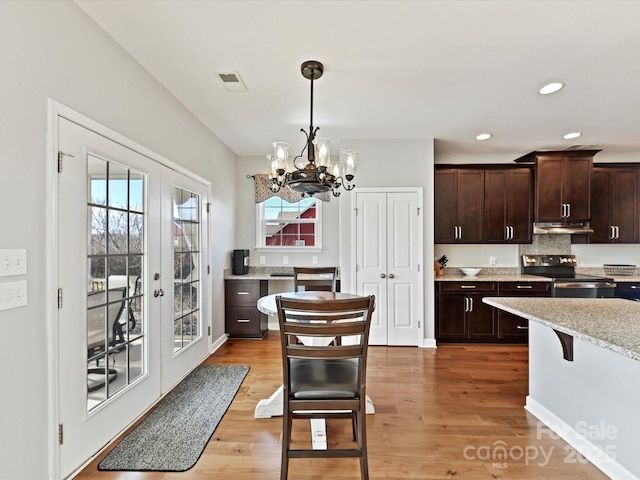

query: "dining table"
xmin=254 ymin=290 xmax=375 ymax=449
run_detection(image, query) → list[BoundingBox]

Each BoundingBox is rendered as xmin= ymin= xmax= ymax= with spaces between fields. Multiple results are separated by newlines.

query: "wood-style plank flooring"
xmin=75 ymin=334 xmax=608 ymax=479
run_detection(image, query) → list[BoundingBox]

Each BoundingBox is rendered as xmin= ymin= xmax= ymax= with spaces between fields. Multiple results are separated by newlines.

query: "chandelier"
xmin=267 ymin=60 xmax=359 ymax=197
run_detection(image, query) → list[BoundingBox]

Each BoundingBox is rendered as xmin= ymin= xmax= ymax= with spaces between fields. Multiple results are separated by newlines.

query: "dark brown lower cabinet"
xmin=496 ymin=282 xmax=550 ymax=344
xmin=436 ymin=280 xmax=551 ymax=343
xmin=436 ymin=282 xmax=497 ymax=342
xmin=225 ymin=279 xmax=268 ymax=338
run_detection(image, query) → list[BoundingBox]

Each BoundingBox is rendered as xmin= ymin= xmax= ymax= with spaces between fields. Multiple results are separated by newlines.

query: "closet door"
xmin=355 ymin=189 xmax=423 ymax=346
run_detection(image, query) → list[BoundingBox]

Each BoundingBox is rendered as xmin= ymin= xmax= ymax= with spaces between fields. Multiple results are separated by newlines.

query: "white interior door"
xmin=355 ymin=189 xmax=422 ymax=346
xmin=56 ymin=116 xmax=211 ymax=478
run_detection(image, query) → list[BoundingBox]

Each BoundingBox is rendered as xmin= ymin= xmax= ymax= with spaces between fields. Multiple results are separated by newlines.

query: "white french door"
xmin=56 ymin=115 xmax=209 ymax=478
xmin=354 ymin=189 xmax=423 ymax=346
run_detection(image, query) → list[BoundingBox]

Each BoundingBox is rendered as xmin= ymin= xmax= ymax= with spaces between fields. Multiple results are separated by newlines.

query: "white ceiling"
xmin=76 ymin=0 xmax=640 ymax=161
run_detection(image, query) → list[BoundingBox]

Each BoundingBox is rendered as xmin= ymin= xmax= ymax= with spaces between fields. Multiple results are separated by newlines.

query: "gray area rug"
xmin=98 ymin=364 xmax=249 ymax=471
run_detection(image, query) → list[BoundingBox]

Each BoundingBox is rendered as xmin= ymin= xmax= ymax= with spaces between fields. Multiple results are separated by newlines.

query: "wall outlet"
xmin=312 ymin=256 xmax=318 ymax=265
xmin=0 ymin=280 xmax=27 ymax=311
xmin=259 ymin=256 xmax=266 ymax=265
xmin=489 ymin=256 xmax=497 ymax=265
xmin=0 ymin=249 xmax=27 ymax=277
xmin=283 ymin=256 xmax=289 ymax=265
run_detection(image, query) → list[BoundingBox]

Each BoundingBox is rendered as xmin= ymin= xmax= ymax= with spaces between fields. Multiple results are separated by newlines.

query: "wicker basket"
xmin=603 ymin=264 xmax=636 ymax=276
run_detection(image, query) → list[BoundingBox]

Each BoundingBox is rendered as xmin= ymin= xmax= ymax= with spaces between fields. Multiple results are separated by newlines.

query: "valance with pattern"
xmin=252 ymin=174 xmax=331 ymax=203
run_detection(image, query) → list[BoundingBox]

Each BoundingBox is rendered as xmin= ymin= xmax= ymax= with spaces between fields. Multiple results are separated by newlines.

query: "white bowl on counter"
xmin=460 ymin=268 xmax=482 ymax=277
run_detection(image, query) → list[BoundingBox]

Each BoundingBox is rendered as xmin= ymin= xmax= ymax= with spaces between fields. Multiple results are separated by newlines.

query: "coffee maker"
xmin=232 ymin=249 xmax=249 ymax=275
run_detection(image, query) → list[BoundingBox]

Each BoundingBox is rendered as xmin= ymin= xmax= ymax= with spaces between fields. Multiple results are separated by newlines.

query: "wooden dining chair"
xmin=276 ymin=295 xmax=376 ymax=480
xmin=293 ymin=266 xmax=338 ymax=292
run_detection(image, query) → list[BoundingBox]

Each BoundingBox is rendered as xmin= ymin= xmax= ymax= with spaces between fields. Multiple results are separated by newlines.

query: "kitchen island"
xmin=484 ymin=297 xmax=640 ymax=480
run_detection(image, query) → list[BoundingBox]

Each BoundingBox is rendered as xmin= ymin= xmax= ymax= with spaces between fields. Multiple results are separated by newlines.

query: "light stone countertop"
xmin=483 ymin=297 xmax=640 ymax=362
xmin=436 ymin=274 xmax=550 ymax=282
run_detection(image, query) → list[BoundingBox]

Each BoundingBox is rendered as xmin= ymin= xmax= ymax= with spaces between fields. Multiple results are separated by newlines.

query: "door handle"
xmin=153 ymin=289 xmax=165 ymax=297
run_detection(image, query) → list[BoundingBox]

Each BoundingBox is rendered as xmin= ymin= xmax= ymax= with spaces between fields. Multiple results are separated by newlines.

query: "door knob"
xmin=380 ymin=273 xmax=386 ymax=278
xmin=388 ymin=273 xmax=395 ymax=279
xmin=154 ymin=288 xmax=165 ymax=297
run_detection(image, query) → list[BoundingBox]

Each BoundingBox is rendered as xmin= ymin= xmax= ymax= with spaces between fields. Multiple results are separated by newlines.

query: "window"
xmin=257 ymin=196 xmax=322 ymax=249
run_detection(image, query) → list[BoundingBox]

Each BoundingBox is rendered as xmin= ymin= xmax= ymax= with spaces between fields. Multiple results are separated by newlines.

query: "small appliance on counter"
xmin=232 ymin=249 xmax=250 ymax=275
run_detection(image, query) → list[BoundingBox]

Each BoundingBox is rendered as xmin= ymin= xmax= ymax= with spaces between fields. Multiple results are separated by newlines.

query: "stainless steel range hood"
xmin=533 ymin=222 xmax=594 ymax=235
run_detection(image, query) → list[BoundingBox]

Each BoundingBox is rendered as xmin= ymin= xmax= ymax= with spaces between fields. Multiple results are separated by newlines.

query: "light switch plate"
xmin=0 ymin=249 xmax=27 ymax=277
xmin=0 ymin=280 xmax=27 ymax=310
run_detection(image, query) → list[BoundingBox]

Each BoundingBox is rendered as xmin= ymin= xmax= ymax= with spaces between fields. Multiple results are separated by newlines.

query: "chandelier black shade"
xmin=267 ymin=60 xmax=359 ymax=197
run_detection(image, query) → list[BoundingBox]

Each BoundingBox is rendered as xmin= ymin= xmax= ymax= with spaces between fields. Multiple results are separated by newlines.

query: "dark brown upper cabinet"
xmin=434 ymin=168 xmax=484 ymax=243
xmin=484 ymin=167 xmax=533 ymax=243
xmin=586 ymin=166 xmax=639 ymax=243
xmin=515 ymin=150 xmax=600 ymax=223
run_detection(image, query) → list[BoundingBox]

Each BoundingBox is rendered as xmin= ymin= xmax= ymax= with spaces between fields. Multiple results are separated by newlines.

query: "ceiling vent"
xmin=217 ymin=71 xmax=248 ymax=92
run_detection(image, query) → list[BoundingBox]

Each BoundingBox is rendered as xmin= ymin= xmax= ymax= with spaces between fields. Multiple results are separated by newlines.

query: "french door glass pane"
xmin=173 ymin=187 xmax=201 ymax=353
xmin=87 ymin=154 xmax=146 ymax=412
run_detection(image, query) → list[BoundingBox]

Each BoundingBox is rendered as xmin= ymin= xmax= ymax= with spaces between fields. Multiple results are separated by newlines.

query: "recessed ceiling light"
xmin=476 ymin=133 xmax=492 ymax=141
xmin=563 ymin=132 xmax=582 ymax=140
xmin=539 ymin=82 xmax=564 ymax=95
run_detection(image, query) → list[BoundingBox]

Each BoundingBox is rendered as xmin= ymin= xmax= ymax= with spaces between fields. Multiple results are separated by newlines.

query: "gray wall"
xmin=0 ymin=2 xmax=235 ymax=479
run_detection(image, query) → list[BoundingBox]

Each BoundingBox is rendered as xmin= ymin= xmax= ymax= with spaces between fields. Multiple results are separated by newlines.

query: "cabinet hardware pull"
xmin=615 ymin=225 xmax=620 ymax=239
xmin=237 ymin=291 xmax=250 ymax=295
xmin=237 ymin=319 xmax=251 ymax=323
xmin=388 ymin=273 xmax=395 ymax=279
xmin=469 ymin=297 xmax=473 ymax=311
xmin=516 ymin=285 xmax=533 ymax=289
xmin=516 ymin=325 xmax=529 ymax=330
xmin=461 ymin=285 xmax=476 ymax=289
xmin=567 ymin=203 xmax=571 ymax=218
xmin=464 ymin=297 xmax=469 ymax=312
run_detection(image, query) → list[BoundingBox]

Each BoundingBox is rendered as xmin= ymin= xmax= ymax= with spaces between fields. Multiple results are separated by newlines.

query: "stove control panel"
xmin=522 ymin=254 xmax=577 ymax=268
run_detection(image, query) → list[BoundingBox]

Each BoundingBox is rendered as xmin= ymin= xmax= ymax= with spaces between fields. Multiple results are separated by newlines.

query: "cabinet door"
xmin=563 ymin=156 xmax=592 ymax=221
xmin=467 ymin=294 xmax=496 ymax=340
xmin=485 ymin=168 xmax=533 ymax=243
xmin=456 ymin=169 xmax=484 ymax=242
xmin=437 ymin=292 xmax=467 ymax=341
xmin=484 ymin=169 xmax=508 ymax=242
xmin=590 ymin=169 xmax=612 ymax=243
xmin=506 ymin=168 xmax=533 ymax=242
xmin=536 ymin=157 xmax=564 ymax=222
xmin=434 ymin=169 xmax=457 ymax=243
xmin=611 ymin=169 xmax=638 ymax=243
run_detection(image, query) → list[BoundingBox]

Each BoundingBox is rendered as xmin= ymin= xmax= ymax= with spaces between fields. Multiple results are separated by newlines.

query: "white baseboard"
xmin=525 ymin=396 xmax=638 ymax=480
xmin=421 ymin=338 xmax=437 ymax=348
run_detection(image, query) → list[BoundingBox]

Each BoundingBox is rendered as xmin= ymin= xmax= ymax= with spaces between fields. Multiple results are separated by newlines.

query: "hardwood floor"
xmin=75 ymin=333 xmax=608 ymax=479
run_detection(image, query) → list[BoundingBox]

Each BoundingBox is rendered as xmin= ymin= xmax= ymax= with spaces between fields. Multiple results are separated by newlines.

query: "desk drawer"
xmin=225 ymin=307 xmax=266 ymax=338
xmin=225 ymin=279 xmax=266 ymax=306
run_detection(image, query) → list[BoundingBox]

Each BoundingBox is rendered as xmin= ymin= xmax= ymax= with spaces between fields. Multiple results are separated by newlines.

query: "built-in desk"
xmin=223 ymin=269 xmax=340 ymax=337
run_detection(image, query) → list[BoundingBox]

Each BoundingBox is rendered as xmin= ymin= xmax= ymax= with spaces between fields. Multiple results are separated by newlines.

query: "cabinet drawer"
xmin=225 ymin=280 xmax=264 ymax=306
xmin=499 ymin=282 xmax=550 ymax=295
xmin=225 ymin=307 xmax=264 ymax=337
xmin=440 ymin=282 xmax=498 ymax=293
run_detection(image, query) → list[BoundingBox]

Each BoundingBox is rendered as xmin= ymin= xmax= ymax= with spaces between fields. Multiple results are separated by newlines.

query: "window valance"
xmin=252 ymin=174 xmax=331 ymax=203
